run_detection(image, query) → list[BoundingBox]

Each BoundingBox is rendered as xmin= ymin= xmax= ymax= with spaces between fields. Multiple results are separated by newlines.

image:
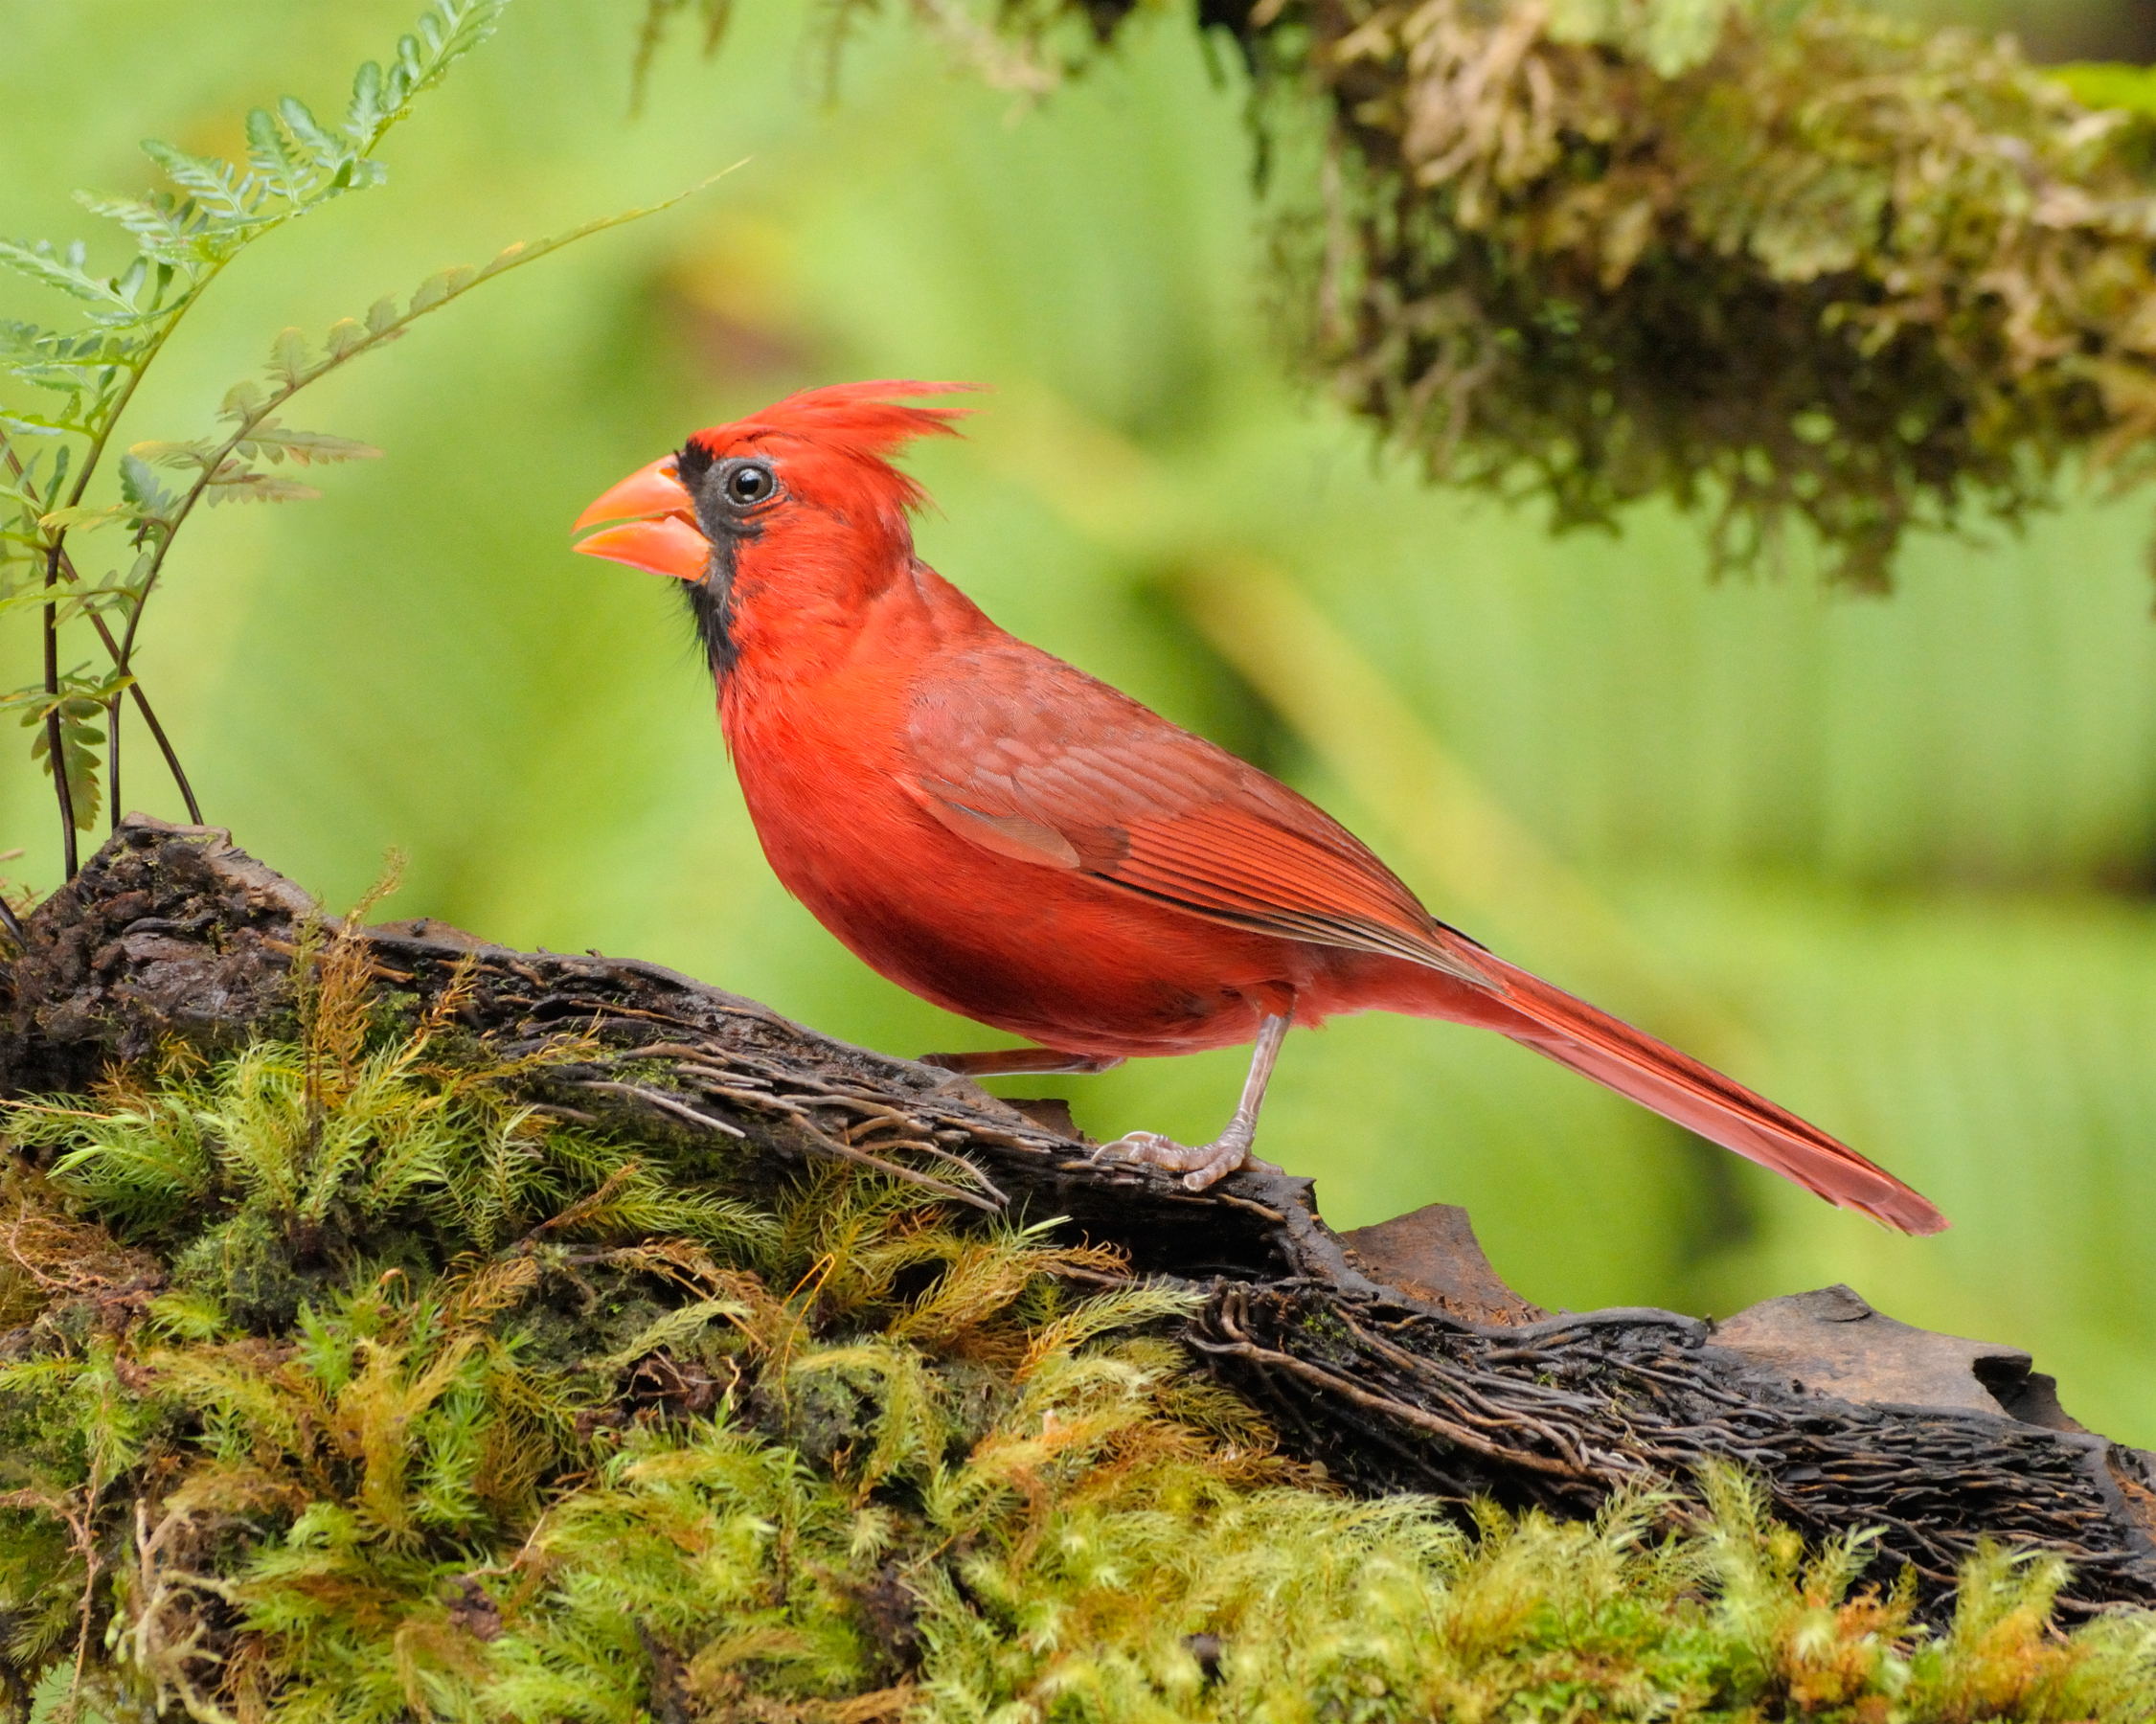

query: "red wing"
xmin=904 ymin=647 xmax=1490 ymax=985
xmin=901 ymin=644 xmax=1946 ymax=1232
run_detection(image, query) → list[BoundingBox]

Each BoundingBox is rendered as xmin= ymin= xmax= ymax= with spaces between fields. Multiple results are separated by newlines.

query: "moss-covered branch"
xmin=4 ymin=820 xmax=2156 ymax=1720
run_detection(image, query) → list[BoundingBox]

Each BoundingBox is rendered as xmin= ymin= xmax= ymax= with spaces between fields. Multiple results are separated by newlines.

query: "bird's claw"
xmin=1099 ymin=1127 xmax=1257 ymax=1191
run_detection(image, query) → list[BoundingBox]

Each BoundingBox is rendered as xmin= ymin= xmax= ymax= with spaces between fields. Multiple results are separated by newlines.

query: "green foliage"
xmin=2 ymin=933 xmax=2153 ymax=1719
xmin=0 ymin=0 xmax=508 ymax=844
xmin=0 ymin=0 xmax=694 ymax=870
xmin=777 ymin=0 xmax=2156 ymax=587
xmin=1279 ymin=0 xmax=2156 ymax=587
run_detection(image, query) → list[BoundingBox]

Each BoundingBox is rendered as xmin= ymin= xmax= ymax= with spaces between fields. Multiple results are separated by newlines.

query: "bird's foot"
xmin=1098 ymin=1125 xmax=1277 ymax=1192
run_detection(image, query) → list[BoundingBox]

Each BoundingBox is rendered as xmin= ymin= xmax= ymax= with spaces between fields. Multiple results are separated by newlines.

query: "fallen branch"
xmin=4 ymin=816 xmax=2151 ymax=1613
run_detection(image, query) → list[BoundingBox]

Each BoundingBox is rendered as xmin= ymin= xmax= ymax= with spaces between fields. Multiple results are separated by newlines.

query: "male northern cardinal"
xmin=574 ymin=380 xmax=1946 ymax=1235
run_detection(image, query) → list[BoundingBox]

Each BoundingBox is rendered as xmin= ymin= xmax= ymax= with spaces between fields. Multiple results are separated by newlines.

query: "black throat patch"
xmin=681 ymin=546 xmax=738 ymax=681
xmin=673 ymin=438 xmax=743 ymax=681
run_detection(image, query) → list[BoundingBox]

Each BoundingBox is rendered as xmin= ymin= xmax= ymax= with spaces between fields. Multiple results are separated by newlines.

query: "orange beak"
xmin=572 ymin=456 xmax=711 ymax=580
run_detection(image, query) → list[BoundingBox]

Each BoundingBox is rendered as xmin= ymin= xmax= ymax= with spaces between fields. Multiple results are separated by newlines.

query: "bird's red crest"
xmin=685 ymin=380 xmax=979 ymax=517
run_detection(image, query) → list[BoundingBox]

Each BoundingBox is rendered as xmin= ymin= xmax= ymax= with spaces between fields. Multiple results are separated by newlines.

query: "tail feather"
xmin=1474 ymin=953 xmax=1948 ymax=1236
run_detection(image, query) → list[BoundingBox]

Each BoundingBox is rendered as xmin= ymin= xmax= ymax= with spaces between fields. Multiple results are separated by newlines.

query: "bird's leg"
xmin=920 ymin=1047 xmax=1126 ymax=1078
xmin=1101 ymin=1012 xmax=1290 ymax=1191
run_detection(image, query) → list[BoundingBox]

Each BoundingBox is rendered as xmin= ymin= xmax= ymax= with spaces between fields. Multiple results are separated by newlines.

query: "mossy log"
xmin=5 ymin=816 xmax=2153 ymax=1616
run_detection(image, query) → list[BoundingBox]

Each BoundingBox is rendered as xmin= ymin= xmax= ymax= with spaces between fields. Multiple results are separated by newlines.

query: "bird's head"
xmin=573 ymin=379 xmax=977 ymax=676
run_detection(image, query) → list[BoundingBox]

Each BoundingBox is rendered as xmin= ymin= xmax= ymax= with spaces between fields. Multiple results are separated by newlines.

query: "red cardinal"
xmin=574 ymin=380 xmax=1946 ymax=1235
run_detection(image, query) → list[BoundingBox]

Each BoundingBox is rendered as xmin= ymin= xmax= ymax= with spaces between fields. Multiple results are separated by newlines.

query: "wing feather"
xmin=904 ymin=650 xmax=1489 ymax=984
xmin=898 ymin=641 xmax=1946 ymax=1236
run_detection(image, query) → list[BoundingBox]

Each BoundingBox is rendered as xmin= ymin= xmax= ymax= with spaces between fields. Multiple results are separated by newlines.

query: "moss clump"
xmin=2 ymin=921 xmax=2154 ymax=1721
xmin=788 ymin=0 xmax=2156 ymax=586
xmin=1278 ymin=0 xmax=2156 ymax=587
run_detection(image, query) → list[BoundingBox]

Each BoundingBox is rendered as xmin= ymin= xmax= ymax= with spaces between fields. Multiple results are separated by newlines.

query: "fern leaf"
xmin=266 ymin=327 xmax=313 ymax=389
xmin=110 ymin=257 xmax=148 ymax=308
xmin=202 ymin=465 xmax=322 ymax=506
xmin=8 ymin=358 xmax=109 ymax=396
xmin=119 ymin=453 xmax=180 ymax=523
xmin=233 ymin=423 xmax=383 ymax=466
xmin=344 ymin=0 xmax=509 ymax=151
xmin=0 ymin=238 xmax=131 ymax=307
xmin=244 ymin=107 xmax=306 ymax=202
xmin=0 ymin=578 xmax=143 ymax=625
xmin=130 ymin=439 xmax=218 ymax=470
xmin=34 ymin=503 xmax=133 ymax=533
xmin=408 ymin=264 xmax=478 ymax=314
xmin=344 ymin=59 xmax=393 ymax=146
xmin=23 ymin=1662 xmax=95 ymax=1724
xmin=0 ymin=316 xmax=46 ymax=358
xmin=15 ymin=675 xmax=111 ymax=832
xmin=321 ymin=317 xmax=368 ymax=359
xmin=71 ymin=191 xmax=198 ymax=261
xmin=0 ymin=410 xmax=73 ymax=439
xmin=279 ymin=97 xmax=347 ymax=175
xmin=138 ymin=141 xmax=255 ymax=222
xmin=218 ymin=380 xmax=269 ymax=423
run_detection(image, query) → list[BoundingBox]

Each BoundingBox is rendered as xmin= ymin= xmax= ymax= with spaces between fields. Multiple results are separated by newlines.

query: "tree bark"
xmin=6 ymin=816 xmax=2153 ymax=1614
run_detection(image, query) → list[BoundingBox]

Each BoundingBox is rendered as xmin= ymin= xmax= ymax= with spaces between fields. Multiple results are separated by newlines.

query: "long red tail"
xmin=1453 ymin=952 xmax=1948 ymax=1236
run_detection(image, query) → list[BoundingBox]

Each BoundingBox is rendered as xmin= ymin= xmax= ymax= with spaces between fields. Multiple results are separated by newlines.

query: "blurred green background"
xmin=7 ymin=0 xmax=2156 ymax=1442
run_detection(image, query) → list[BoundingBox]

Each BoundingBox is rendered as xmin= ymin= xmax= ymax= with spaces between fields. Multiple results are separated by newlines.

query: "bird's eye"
xmin=726 ymin=463 xmax=774 ymax=507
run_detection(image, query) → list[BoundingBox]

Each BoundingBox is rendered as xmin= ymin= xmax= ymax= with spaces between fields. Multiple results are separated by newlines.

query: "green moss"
xmin=2 ymin=922 xmax=2153 ymax=1721
xmin=785 ymin=0 xmax=2156 ymax=587
xmin=1272 ymin=0 xmax=2156 ymax=588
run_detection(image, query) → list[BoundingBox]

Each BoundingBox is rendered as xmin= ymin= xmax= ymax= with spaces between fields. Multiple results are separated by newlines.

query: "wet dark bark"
xmin=5 ymin=817 xmax=2153 ymax=1613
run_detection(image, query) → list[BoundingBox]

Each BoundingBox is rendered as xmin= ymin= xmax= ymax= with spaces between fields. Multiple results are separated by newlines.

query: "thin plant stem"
xmin=4 ymin=437 xmax=202 ymax=825
xmin=20 ymin=289 xmax=194 ymax=863
xmin=42 ymin=539 xmax=78 ymax=879
xmin=85 ymin=611 xmax=200 ymax=824
xmin=0 ymin=892 xmax=23 ymax=947
xmin=6 ymin=105 xmax=700 ymax=884
xmin=106 ymin=691 xmax=122 ymax=833
xmin=126 ymin=681 xmax=200 ymax=822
